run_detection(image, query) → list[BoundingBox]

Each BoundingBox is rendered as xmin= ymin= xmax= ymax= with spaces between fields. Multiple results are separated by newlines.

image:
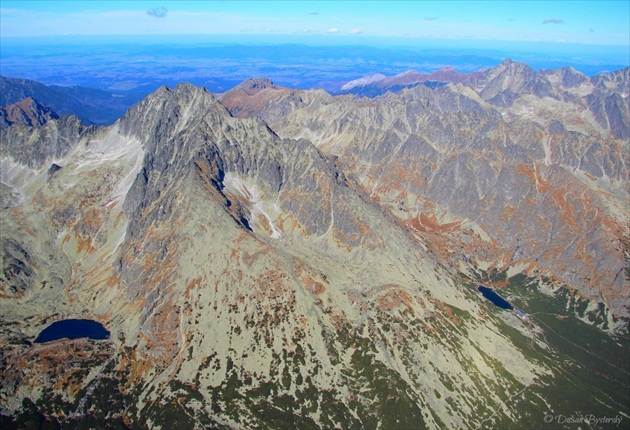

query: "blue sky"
xmin=1 ymin=1 xmax=628 ymax=46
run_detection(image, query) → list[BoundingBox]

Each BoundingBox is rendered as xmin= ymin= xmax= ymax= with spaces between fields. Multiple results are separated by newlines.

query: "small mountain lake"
xmin=478 ymin=286 xmax=513 ymax=310
xmin=34 ymin=319 xmax=110 ymax=343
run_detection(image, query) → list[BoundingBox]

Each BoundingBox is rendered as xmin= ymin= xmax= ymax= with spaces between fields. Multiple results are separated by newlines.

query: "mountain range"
xmin=336 ymin=66 xmax=483 ymax=96
xmin=0 ymin=59 xmax=628 ymax=429
xmin=0 ymin=76 xmax=145 ymax=126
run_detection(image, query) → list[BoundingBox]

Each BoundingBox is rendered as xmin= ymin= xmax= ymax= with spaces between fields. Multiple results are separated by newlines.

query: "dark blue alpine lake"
xmin=34 ymin=319 xmax=110 ymax=343
xmin=478 ymin=286 xmax=513 ymax=310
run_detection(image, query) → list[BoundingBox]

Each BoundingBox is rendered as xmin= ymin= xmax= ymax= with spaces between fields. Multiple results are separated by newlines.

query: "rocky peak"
xmin=118 ymin=82 xmax=220 ymax=147
xmin=218 ymin=78 xmax=313 ymax=119
xmin=0 ymin=97 xmax=59 ymax=129
xmin=560 ymin=66 xmax=588 ymax=87
xmin=465 ymin=58 xmax=554 ymax=103
xmin=592 ymin=67 xmax=630 ymax=96
xmin=239 ymin=77 xmax=275 ymax=91
xmin=480 ymin=59 xmax=535 ymax=85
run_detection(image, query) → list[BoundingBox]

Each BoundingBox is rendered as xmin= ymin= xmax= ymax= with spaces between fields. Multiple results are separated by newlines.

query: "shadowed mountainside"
xmin=0 ymin=76 xmax=145 ymax=125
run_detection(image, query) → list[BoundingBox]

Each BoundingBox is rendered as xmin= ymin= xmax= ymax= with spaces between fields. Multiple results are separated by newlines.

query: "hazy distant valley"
xmin=1 ymin=50 xmax=629 ymax=429
xmin=2 ymin=39 xmax=628 ymax=92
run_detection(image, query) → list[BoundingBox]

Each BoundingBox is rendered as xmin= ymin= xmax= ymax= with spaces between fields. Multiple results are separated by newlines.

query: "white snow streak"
xmin=223 ymin=172 xmax=282 ymax=239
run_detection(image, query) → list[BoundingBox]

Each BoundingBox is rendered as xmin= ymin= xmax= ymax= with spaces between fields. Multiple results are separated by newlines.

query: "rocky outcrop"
xmin=0 ymin=115 xmax=90 ymax=168
xmin=0 ymin=97 xmax=59 ymax=129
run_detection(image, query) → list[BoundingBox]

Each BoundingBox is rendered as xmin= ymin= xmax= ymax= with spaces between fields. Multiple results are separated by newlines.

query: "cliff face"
xmin=1 ymin=64 xmax=628 ymax=429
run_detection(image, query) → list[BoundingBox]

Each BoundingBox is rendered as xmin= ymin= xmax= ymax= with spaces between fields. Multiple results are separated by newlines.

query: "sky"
xmin=1 ymin=0 xmax=629 ymax=46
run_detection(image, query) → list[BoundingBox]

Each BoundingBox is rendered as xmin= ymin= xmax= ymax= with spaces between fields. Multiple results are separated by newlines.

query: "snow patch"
xmin=75 ymin=125 xmax=145 ymax=203
xmin=82 ymin=125 xmax=144 ymax=168
xmin=223 ymin=172 xmax=282 ymax=239
xmin=506 ymin=261 xmax=531 ymax=278
xmin=543 ymin=135 xmax=552 ymax=166
xmin=111 ymin=138 xmax=144 ymax=199
xmin=0 ymin=157 xmax=38 ymax=193
xmin=341 ymin=73 xmax=386 ymax=91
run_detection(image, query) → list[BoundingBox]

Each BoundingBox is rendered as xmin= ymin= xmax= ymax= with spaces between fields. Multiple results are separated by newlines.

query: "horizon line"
xmin=2 ymin=33 xmax=630 ymax=49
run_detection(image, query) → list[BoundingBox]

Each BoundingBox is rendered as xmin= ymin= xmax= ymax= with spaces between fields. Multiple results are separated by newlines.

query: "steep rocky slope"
xmin=1 ymin=66 xmax=628 ymax=429
xmin=220 ymin=60 xmax=629 ymax=323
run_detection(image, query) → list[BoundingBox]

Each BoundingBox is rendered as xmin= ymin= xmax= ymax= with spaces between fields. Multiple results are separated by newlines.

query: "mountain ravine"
xmin=1 ymin=63 xmax=629 ymax=429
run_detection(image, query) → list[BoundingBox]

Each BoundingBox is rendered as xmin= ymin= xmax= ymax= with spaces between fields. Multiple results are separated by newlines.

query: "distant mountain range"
xmin=5 ymin=59 xmax=629 ymax=127
xmin=0 ymin=76 xmax=145 ymax=125
xmin=337 ymin=66 xmax=482 ymax=95
xmin=334 ymin=63 xmax=630 ymax=100
xmin=1 ymin=59 xmax=628 ymax=429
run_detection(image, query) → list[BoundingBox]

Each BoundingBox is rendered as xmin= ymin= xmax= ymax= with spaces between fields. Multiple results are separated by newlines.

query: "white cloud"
xmin=147 ymin=7 xmax=168 ymax=18
xmin=543 ymin=18 xmax=564 ymax=25
xmin=327 ymin=28 xmax=339 ymax=33
xmin=348 ymin=28 xmax=362 ymax=34
xmin=0 ymin=8 xmax=27 ymax=14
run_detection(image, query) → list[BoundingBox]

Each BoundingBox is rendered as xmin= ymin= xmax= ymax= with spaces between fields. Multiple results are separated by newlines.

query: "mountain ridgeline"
xmin=1 ymin=60 xmax=628 ymax=429
xmin=0 ymin=76 xmax=146 ymax=126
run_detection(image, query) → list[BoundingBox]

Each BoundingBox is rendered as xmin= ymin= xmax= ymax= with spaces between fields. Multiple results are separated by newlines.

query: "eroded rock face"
xmin=1 ymin=64 xmax=628 ymax=429
xmin=0 ymin=114 xmax=89 ymax=168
